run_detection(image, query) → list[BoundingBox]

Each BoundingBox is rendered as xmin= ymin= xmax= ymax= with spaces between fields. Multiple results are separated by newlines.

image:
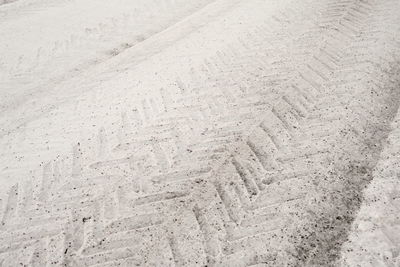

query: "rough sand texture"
xmin=339 ymin=108 xmax=400 ymax=266
xmin=1 ymin=0 xmax=400 ymax=266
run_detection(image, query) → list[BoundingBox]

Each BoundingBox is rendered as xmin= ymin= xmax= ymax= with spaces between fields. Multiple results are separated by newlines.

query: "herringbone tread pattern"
xmin=1 ymin=0 xmax=400 ymax=266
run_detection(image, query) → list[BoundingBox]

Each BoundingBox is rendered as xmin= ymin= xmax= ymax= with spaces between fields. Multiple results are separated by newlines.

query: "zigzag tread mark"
xmin=2 ymin=0 xmax=400 ymax=265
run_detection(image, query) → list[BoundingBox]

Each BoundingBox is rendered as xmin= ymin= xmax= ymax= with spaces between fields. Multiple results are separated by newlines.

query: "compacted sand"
xmin=0 ymin=0 xmax=400 ymax=266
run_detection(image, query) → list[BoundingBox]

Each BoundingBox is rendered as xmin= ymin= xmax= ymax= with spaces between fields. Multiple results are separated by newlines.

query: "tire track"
xmin=200 ymin=1 xmax=400 ymax=265
xmin=1 ymin=0 xmax=400 ymax=266
xmin=271 ymin=1 xmax=400 ymax=264
xmin=0 ymin=0 xmax=343 ymax=265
